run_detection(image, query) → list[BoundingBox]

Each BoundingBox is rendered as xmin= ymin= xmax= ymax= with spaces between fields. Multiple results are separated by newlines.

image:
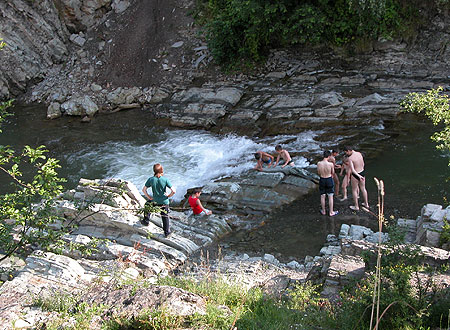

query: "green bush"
xmin=199 ymin=0 xmax=422 ymax=67
xmin=336 ymin=244 xmax=450 ymax=330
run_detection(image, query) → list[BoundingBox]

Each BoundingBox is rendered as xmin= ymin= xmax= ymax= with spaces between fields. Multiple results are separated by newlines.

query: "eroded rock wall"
xmin=0 ymin=0 xmax=69 ymax=99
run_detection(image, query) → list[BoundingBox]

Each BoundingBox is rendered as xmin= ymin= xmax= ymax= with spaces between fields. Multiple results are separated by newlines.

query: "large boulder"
xmin=61 ymin=95 xmax=99 ymax=116
xmin=79 ymin=282 xmax=207 ymax=318
xmin=0 ymin=251 xmax=89 ymax=328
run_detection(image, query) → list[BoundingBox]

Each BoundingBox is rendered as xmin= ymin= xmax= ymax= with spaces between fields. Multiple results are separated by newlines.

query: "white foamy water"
xmin=66 ymin=129 xmax=319 ymax=201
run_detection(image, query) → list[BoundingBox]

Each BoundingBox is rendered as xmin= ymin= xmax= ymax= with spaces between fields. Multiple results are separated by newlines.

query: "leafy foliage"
xmin=0 ymin=100 xmax=13 ymax=132
xmin=32 ymin=265 xmax=450 ymax=330
xmin=440 ymin=218 xmax=450 ymax=247
xmin=0 ymin=142 xmax=66 ymax=261
xmin=401 ymin=86 xmax=450 ymax=160
xmin=337 ymin=246 xmax=449 ymax=330
xmin=198 ymin=0 xmax=422 ymax=67
xmin=34 ymin=291 xmax=107 ymax=330
xmin=0 ymin=102 xmax=134 ymax=262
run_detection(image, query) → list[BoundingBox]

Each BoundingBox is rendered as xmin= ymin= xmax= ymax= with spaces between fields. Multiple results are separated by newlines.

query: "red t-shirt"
xmin=188 ymin=196 xmax=203 ymax=215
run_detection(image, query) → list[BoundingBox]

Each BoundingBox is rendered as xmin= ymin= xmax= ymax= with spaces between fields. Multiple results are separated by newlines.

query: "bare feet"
xmin=329 ymin=211 xmax=339 ymax=217
xmin=349 ymin=205 xmax=359 ymax=211
xmin=320 ymin=210 xmax=326 ymax=215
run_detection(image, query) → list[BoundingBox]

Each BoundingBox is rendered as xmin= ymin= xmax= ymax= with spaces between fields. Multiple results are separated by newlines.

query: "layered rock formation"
xmin=1 ymin=174 xmax=449 ymax=328
xmin=1 ymin=1 xmax=449 ymax=137
xmin=0 ymin=167 xmax=319 ymax=328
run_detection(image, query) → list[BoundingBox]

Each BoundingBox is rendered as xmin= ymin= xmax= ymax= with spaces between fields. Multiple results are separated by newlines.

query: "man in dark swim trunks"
xmin=344 ymin=146 xmax=369 ymax=211
xmin=274 ymin=145 xmax=295 ymax=168
xmin=352 ymin=170 xmax=365 ymax=181
xmin=317 ymin=150 xmax=338 ymax=216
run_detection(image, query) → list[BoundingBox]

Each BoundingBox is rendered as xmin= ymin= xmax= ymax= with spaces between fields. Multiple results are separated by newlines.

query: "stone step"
xmin=397 ymin=218 xmax=417 ymax=244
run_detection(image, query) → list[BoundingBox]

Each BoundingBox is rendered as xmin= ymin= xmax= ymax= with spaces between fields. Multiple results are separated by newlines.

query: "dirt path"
xmin=96 ymin=0 xmax=195 ymax=87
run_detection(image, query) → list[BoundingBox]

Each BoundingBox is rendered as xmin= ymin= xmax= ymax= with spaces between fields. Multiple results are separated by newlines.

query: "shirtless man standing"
xmin=344 ymin=146 xmax=369 ymax=211
xmin=328 ymin=149 xmax=341 ymax=197
xmin=317 ymin=150 xmax=338 ymax=216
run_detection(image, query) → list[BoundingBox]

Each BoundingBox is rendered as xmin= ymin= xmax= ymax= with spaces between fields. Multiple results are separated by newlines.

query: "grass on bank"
xmin=32 ymin=264 xmax=450 ymax=330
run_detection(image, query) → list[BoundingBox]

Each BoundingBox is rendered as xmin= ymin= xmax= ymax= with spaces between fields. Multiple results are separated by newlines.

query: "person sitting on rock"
xmin=273 ymin=144 xmax=295 ymax=168
xmin=188 ymin=188 xmax=212 ymax=216
xmin=254 ymin=151 xmax=274 ymax=171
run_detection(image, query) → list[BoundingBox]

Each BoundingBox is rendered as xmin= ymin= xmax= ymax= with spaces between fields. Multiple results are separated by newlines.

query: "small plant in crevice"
xmin=439 ymin=218 xmax=450 ymax=248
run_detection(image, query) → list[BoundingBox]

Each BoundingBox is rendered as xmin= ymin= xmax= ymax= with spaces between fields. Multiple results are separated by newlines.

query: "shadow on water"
xmin=220 ymin=192 xmax=379 ymax=263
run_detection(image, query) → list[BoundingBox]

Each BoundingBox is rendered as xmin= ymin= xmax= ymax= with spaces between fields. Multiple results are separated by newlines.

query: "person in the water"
xmin=254 ymin=151 xmax=274 ymax=171
xmin=273 ymin=145 xmax=295 ymax=168
xmin=317 ymin=150 xmax=338 ymax=217
xmin=344 ymin=146 xmax=369 ymax=211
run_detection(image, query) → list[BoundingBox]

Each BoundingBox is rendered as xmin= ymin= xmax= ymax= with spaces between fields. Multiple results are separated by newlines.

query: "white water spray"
xmin=67 ymin=129 xmax=317 ymax=201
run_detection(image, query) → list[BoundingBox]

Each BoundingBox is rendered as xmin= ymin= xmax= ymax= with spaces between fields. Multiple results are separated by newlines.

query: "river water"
xmin=1 ymin=103 xmax=448 ymax=260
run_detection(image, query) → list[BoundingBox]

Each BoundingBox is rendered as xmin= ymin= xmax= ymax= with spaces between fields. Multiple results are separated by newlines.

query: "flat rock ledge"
xmin=1 ymin=176 xmax=448 ymax=329
xmin=0 ymin=168 xmax=317 ymax=329
xmin=0 ymin=177 xmax=232 ymax=328
xmin=199 ymin=167 xmax=318 ymax=217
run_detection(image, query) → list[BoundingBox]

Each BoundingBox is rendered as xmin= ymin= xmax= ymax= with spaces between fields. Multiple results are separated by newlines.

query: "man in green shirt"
xmin=142 ymin=163 xmax=175 ymax=237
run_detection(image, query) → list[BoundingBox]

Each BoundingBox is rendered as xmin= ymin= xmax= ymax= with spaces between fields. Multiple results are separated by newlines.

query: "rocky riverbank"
xmin=1 ymin=1 xmax=450 ymax=328
xmin=1 ymin=1 xmax=449 ymax=138
xmin=0 ymin=174 xmax=449 ymax=328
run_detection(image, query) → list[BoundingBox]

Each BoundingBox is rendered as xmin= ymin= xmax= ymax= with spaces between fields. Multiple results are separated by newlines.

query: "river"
xmin=1 ymin=103 xmax=448 ymax=260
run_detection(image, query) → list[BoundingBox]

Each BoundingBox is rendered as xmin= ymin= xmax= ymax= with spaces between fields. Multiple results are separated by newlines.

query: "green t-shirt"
xmin=145 ymin=176 xmax=172 ymax=205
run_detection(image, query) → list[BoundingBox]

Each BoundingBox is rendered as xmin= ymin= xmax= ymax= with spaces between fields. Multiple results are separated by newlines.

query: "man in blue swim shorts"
xmin=254 ymin=151 xmax=274 ymax=171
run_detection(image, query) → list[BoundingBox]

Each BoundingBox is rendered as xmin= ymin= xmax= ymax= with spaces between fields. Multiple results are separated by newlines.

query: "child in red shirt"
xmin=188 ymin=188 xmax=212 ymax=216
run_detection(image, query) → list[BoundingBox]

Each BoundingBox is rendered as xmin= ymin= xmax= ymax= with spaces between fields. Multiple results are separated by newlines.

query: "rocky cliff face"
xmin=0 ymin=0 xmax=130 ymax=100
xmin=1 ymin=0 xmax=449 ymax=110
xmin=0 ymin=0 xmax=69 ymax=99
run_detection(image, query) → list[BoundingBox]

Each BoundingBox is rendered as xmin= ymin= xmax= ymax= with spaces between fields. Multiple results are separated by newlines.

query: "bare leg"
xmin=359 ymin=179 xmax=369 ymax=208
xmin=320 ymin=194 xmax=326 ymax=215
xmin=350 ymin=176 xmax=360 ymax=210
xmin=333 ymin=174 xmax=340 ymax=197
xmin=328 ymin=193 xmax=337 ymax=216
xmin=341 ymin=177 xmax=348 ymax=200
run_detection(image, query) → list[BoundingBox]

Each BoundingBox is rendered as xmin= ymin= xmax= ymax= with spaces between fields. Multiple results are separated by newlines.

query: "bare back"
xmin=349 ymin=151 xmax=364 ymax=173
xmin=280 ymin=150 xmax=291 ymax=162
xmin=317 ymin=159 xmax=334 ymax=178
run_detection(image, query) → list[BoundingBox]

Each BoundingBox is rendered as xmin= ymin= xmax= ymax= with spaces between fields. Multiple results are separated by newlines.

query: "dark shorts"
xmin=352 ymin=170 xmax=365 ymax=181
xmin=263 ymin=158 xmax=272 ymax=164
xmin=319 ymin=177 xmax=334 ymax=195
xmin=286 ymin=159 xmax=293 ymax=165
